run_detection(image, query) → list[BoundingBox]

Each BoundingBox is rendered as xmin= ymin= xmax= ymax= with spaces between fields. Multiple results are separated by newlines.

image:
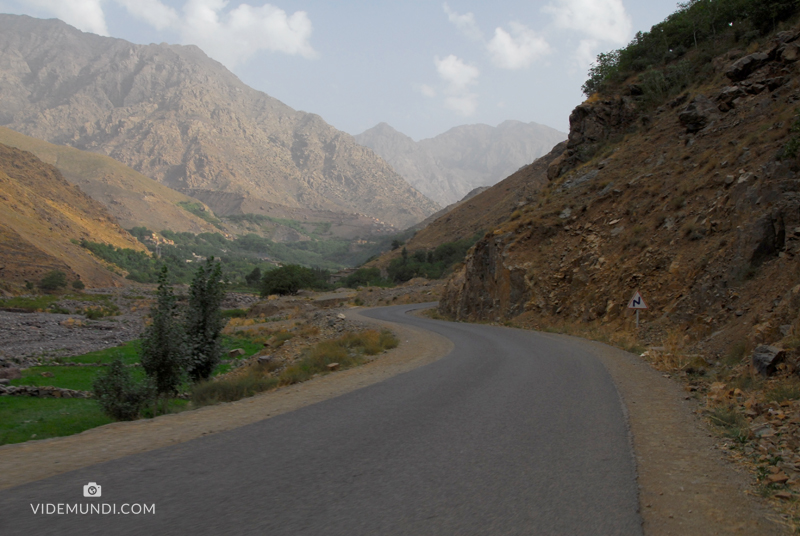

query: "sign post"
xmin=627 ymin=290 xmax=648 ymax=329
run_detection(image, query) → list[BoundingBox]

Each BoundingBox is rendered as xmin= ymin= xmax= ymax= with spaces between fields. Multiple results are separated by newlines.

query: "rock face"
xmin=438 ymin=29 xmax=800 ymax=359
xmin=0 ymin=14 xmax=438 ymax=229
xmin=354 ymin=121 xmax=566 ymax=206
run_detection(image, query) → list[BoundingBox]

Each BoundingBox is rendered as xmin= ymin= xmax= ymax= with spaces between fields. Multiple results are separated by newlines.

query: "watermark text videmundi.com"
xmin=30 ymin=482 xmax=155 ymax=515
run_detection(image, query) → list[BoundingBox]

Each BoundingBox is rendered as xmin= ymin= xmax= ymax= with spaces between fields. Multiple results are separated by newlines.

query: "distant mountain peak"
xmin=354 ymin=121 xmax=566 ymax=206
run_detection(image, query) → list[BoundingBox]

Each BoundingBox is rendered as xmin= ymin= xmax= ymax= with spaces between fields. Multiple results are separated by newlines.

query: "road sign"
xmin=627 ymin=291 xmax=647 ymax=310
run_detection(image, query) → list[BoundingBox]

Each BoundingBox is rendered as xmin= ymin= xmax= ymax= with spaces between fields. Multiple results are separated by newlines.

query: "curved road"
xmin=0 ymin=303 xmax=642 ymax=535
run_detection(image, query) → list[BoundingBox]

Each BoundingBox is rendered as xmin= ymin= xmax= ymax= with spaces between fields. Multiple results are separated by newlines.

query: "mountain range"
xmin=0 ymin=14 xmax=438 ymax=230
xmin=354 ymin=121 xmax=566 ymax=206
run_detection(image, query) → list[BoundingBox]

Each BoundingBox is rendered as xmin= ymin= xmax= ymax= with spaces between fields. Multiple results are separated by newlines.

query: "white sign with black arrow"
xmin=627 ymin=290 xmax=647 ymax=328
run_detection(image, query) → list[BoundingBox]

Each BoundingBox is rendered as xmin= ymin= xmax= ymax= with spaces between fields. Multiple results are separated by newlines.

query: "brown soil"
xmin=0 ymin=308 xmax=789 ymax=534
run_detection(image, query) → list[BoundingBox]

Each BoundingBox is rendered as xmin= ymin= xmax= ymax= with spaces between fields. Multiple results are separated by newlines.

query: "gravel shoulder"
xmin=558 ymin=333 xmax=790 ymax=535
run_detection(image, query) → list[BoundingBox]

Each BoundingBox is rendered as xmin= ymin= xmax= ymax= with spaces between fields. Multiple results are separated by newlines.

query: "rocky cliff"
xmin=354 ymin=121 xmax=566 ymax=206
xmin=440 ymin=27 xmax=800 ymax=359
xmin=0 ymin=14 xmax=438 ymax=229
xmin=0 ymin=144 xmax=145 ymax=288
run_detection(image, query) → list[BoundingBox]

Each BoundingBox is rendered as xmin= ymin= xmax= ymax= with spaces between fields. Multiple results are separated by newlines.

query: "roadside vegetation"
xmin=583 ymin=0 xmax=800 ymax=100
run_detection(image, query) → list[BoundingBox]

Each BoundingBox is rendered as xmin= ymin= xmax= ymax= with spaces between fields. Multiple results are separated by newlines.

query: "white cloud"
xmin=542 ymin=0 xmax=632 ymax=44
xmin=114 ymin=0 xmax=180 ymax=30
xmin=179 ymin=0 xmax=317 ymax=67
xmin=435 ymin=54 xmax=479 ymax=116
xmin=27 ymin=0 xmax=318 ymax=69
xmin=574 ymin=39 xmax=598 ymax=70
xmin=26 ymin=0 xmax=108 ymax=35
xmin=418 ymin=84 xmax=437 ymax=98
xmin=443 ymin=3 xmax=482 ymax=41
xmin=487 ymin=22 xmax=551 ymax=70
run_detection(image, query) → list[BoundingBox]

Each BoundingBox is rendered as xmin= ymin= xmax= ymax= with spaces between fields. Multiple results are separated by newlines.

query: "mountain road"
xmin=0 ymin=303 xmax=784 ymax=534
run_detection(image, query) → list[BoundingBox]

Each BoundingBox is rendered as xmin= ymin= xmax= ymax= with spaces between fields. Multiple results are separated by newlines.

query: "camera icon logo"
xmin=83 ymin=482 xmax=102 ymax=498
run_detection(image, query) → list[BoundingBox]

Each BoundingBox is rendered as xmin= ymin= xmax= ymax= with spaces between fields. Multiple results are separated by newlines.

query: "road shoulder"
xmin=555 ymin=333 xmax=789 ymax=535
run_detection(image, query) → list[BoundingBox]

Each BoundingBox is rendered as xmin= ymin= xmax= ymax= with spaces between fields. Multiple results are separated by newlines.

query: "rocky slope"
xmin=439 ymin=27 xmax=800 ymax=361
xmin=354 ymin=121 xmax=566 ymax=206
xmin=0 ymin=144 xmax=145 ymax=288
xmin=0 ymin=14 xmax=438 ymax=229
xmin=0 ymin=127 xmax=219 ymax=234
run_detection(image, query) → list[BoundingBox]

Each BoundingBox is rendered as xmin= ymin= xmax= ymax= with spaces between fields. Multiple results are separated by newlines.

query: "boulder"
xmin=678 ymin=95 xmax=718 ymax=133
xmin=751 ymin=345 xmax=786 ymax=376
xmin=716 ymin=86 xmax=747 ymax=112
xmin=0 ymin=367 xmax=21 ymax=380
xmin=228 ymin=348 xmax=246 ymax=358
xmin=726 ymin=52 xmax=770 ymax=82
xmin=779 ymin=44 xmax=800 ymax=63
xmin=257 ymin=354 xmax=274 ymax=365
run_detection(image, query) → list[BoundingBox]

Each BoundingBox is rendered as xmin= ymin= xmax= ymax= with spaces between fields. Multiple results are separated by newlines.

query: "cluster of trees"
xmin=93 ymin=259 xmax=225 ymax=420
xmin=387 ymin=235 xmax=481 ymax=283
xmin=582 ymin=0 xmax=800 ymax=97
xmin=260 ymin=265 xmax=332 ymax=296
xmin=35 ymin=270 xmax=84 ymax=291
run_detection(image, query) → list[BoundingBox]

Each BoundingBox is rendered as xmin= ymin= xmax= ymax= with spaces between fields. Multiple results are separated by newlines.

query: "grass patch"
xmin=0 ymin=397 xmax=113 ymax=445
xmin=707 ymin=404 xmax=750 ymax=443
xmin=0 ymin=295 xmax=61 ymax=311
xmin=62 ymin=341 xmax=141 ymax=365
xmin=222 ymin=308 xmax=247 ymax=318
xmin=765 ymin=380 xmax=800 ymax=404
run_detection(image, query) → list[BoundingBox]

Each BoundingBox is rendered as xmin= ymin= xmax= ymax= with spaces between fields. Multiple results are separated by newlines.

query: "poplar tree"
xmin=140 ymin=266 xmax=186 ymax=409
xmin=185 ymin=257 xmax=224 ymax=381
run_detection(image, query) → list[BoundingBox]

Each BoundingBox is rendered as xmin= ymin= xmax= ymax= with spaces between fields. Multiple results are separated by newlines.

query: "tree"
xmin=140 ymin=266 xmax=186 ymax=408
xmin=185 ymin=257 xmax=224 ymax=382
xmin=93 ymin=359 xmax=155 ymax=421
xmin=245 ymin=266 xmax=262 ymax=287
xmin=38 ymin=270 xmax=67 ymax=291
xmin=261 ymin=265 xmax=329 ymax=296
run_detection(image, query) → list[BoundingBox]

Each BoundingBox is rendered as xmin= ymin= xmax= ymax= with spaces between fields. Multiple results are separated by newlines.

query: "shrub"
xmin=39 ymin=270 xmax=67 ymax=291
xmin=261 ymin=264 xmax=331 ymax=296
xmin=191 ymin=373 xmax=278 ymax=408
xmin=93 ymin=359 xmax=155 ymax=421
xmin=72 ymin=279 xmax=85 ymax=290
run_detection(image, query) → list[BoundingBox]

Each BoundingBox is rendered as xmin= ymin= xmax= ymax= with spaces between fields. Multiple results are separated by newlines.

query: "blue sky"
xmin=0 ymin=1 xmax=681 ymax=140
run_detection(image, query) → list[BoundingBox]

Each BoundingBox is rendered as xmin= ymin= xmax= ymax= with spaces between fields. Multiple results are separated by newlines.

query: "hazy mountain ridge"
xmin=0 ymin=14 xmax=438 ymax=229
xmin=354 ymin=121 xmax=566 ymax=205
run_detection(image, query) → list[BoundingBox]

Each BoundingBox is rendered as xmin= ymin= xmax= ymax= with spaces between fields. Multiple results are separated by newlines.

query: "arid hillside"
xmin=439 ymin=26 xmax=800 ymax=361
xmin=0 ymin=127 xmax=218 ymax=234
xmin=0 ymin=144 xmax=144 ymax=288
xmin=0 ymin=14 xmax=438 ymax=229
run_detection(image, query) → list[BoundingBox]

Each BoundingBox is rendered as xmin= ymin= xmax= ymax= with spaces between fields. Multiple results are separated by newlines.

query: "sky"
xmin=0 ymin=1 xmax=682 ymax=140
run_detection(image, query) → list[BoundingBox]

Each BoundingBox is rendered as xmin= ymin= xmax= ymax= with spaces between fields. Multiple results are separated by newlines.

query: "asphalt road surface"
xmin=0 ymin=303 xmax=642 ymax=535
